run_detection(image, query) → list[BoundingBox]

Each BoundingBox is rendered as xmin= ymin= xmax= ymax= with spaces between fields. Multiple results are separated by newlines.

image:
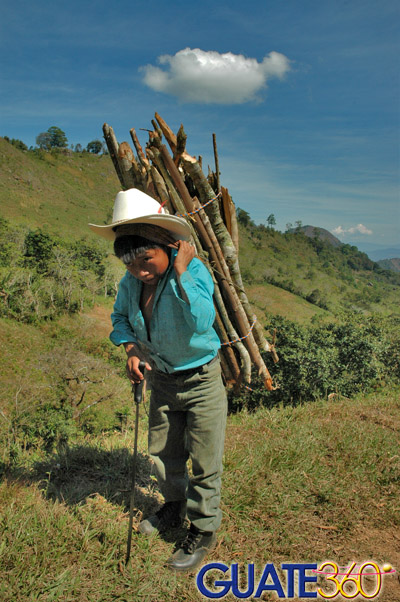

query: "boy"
xmin=89 ymin=189 xmax=227 ymax=572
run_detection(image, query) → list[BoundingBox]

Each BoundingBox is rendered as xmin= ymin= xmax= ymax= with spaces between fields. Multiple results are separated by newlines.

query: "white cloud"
xmin=332 ymin=226 xmax=345 ymax=236
xmin=349 ymin=224 xmax=373 ymax=235
xmin=332 ymin=224 xmax=373 ymax=236
xmin=140 ymin=48 xmax=291 ymax=104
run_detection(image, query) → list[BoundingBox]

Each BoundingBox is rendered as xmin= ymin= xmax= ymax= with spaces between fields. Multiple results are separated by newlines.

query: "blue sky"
xmin=1 ymin=0 xmax=399 ymax=250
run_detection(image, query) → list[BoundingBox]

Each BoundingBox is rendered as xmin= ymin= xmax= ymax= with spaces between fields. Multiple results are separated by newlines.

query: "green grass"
xmin=247 ymin=282 xmax=329 ymax=324
xmin=0 ymin=138 xmax=119 ymax=241
xmin=238 ymin=224 xmax=400 ymax=321
xmin=1 ymin=390 xmax=399 ymax=601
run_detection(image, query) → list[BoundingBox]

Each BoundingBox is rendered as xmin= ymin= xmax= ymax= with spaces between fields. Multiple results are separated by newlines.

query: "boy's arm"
xmin=110 ymin=275 xmax=151 ymax=383
xmin=173 ymin=241 xmax=215 ymax=334
xmin=174 ymin=241 xmax=195 ymax=304
xmin=110 ymin=274 xmax=138 ymax=346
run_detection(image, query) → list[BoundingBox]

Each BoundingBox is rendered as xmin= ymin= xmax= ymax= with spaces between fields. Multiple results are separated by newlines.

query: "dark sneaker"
xmin=138 ymin=500 xmax=186 ymax=535
xmin=166 ymin=525 xmax=217 ymax=572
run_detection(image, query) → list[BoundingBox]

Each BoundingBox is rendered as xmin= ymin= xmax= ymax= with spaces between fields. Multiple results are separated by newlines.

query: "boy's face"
xmin=125 ymin=248 xmax=169 ymax=286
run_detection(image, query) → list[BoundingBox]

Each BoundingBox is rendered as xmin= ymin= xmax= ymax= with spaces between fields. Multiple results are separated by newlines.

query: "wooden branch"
xmin=149 ymin=164 xmax=175 ymax=214
xmin=149 ymin=148 xmax=188 ymax=217
xmin=118 ymin=141 xmax=142 ymax=189
xmin=130 ymin=128 xmax=149 ymax=169
xmin=154 ymin=112 xmax=177 ymax=153
xmin=180 ymin=152 xmax=231 ymax=249
xmin=144 ymin=171 xmax=160 ymax=202
xmin=151 ymin=119 xmax=163 ymax=142
xmin=213 ymin=308 xmax=241 ymax=385
xmin=213 ymin=282 xmax=251 ymax=382
xmin=221 ymin=187 xmax=232 ymax=236
xmin=103 ymin=123 xmax=124 ymax=188
xmin=213 ymin=133 xmax=221 ymax=192
xmin=174 ymin=124 xmax=187 ymax=165
xmin=192 ymin=197 xmax=231 ymax=281
xmin=222 ymin=187 xmax=239 ymax=254
xmin=149 ymin=147 xmax=203 ymax=251
xmin=159 ymin=145 xmax=193 ymax=211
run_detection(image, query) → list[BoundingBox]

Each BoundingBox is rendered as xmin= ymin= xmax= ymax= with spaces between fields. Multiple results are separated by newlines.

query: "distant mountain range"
xmin=377 ymin=258 xmax=400 ymax=273
xmin=289 ymin=226 xmax=400 ymax=268
xmin=287 ymin=225 xmax=342 ymax=247
xmin=355 ymin=245 xmax=400 ymax=262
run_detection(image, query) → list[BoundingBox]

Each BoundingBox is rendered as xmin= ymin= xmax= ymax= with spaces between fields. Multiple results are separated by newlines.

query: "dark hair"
xmin=114 ymin=235 xmax=169 ymax=265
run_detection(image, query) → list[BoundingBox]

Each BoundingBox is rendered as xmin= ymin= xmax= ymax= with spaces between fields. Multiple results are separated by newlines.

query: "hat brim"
xmin=88 ymin=214 xmax=191 ymax=242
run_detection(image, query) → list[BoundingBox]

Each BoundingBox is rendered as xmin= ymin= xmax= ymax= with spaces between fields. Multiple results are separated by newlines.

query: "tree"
xmin=47 ymin=126 xmax=68 ymax=148
xmin=4 ymin=137 xmax=28 ymax=151
xmin=236 ymin=208 xmax=252 ymax=228
xmin=36 ymin=132 xmax=52 ymax=150
xmin=36 ymin=127 xmax=68 ymax=150
xmin=86 ymin=139 xmax=103 ymax=154
xmin=266 ymin=214 xmax=276 ymax=229
xmin=74 ymin=143 xmax=82 ymax=153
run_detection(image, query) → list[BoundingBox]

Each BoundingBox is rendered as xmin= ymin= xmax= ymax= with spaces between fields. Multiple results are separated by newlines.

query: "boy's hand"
xmin=174 ymin=240 xmax=195 ymax=277
xmin=124 ymin=343 xmax=151 ymax=384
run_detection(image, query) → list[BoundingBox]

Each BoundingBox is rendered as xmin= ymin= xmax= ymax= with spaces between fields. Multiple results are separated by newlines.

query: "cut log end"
xmin=265 ymin=378 xmax=279 ymax=391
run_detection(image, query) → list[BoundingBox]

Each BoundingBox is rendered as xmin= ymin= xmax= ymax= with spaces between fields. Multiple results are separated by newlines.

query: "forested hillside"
xmin=1 ymin=136 xmax=398 ymax=321
xmin=238 ymin=215 xmax=400 ymax=321
xmin=1 ymin=138 xmax=399 ymax=411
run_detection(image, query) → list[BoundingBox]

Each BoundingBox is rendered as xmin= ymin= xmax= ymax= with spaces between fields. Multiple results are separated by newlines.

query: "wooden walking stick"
xmin=125 ymin=361 xmax=146 ymax=564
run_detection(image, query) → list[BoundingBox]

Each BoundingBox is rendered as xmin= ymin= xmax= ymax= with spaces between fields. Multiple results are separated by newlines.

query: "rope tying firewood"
xmin=222 ymin=318 xmax=257 ymax=346
xmin=175 ymin=192 xmax=221 ymax=218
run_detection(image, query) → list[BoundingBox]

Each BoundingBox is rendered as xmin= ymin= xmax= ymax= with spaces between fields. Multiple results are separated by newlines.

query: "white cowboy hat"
xmin=88 ymin=188 xmax=191 ymax=241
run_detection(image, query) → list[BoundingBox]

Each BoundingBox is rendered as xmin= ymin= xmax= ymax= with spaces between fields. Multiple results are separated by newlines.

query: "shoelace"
xmin=181 ymin=530 xmax=202 ymax=554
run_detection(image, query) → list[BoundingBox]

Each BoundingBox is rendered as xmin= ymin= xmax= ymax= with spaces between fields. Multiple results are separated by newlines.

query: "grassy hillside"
xmin=1 ymin=137 xmax=399 ymax=324
xmin=0 ymin=137 xmax=119 ymax=240
xmin=238 ymin=221 xmax=400 ymax=321
xmin=1 ymin=382 xmax=399 ymax=601
xmin=1 ymin=299 xmax=399 ymax=600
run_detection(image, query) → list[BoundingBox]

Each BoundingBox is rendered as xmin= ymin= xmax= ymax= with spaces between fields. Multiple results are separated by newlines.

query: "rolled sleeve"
xmin=110 ymin=275 xmax=138 ymax=346
xmin=174 ymin=259 xmax=215 ymax=334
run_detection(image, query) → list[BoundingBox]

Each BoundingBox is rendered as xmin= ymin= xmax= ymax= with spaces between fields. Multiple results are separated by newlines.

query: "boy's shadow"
xmin=8 ymin=444 xmax=187 ymax=544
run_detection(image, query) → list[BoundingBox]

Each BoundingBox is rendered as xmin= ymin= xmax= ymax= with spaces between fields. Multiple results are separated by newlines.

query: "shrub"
xmin=229 ymin=312 xmax=400 ymax=411
xmin=23 ymin=229 xmax=56 ymax=273
xmin=0 ymin=223 xmax=110 ymax=323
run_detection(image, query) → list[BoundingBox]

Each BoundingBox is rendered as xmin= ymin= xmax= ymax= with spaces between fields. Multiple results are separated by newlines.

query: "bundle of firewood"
xmin=102 ymin=113 xmax=278 ymax=393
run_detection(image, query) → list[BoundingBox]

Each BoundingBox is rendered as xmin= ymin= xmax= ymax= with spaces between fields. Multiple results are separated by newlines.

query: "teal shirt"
xmin=110 ymin=250 xmax=221 ymax=373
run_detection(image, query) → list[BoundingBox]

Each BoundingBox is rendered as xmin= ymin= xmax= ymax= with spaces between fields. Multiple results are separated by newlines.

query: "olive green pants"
xmin=148 ymin=357 xmax=227 ymax=533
